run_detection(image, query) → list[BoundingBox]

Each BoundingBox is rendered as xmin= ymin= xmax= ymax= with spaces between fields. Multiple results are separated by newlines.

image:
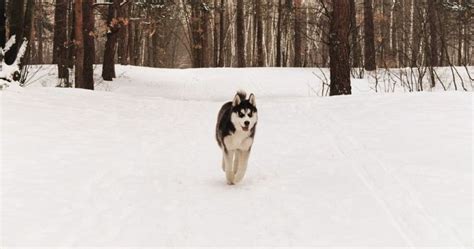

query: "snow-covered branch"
xmin=0 ymin=35 xmax=16 ymax=57
xmin=0 ymin=37 xmax=28 ymax=90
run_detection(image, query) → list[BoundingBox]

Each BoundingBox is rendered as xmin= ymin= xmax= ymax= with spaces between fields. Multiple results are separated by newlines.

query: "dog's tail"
xmin=236 ymin=90 xmax=247 ymax=100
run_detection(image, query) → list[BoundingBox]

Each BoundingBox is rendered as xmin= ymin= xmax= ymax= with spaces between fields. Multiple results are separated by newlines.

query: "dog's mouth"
xmin=242 ymin=126 xmax=249 ymax=131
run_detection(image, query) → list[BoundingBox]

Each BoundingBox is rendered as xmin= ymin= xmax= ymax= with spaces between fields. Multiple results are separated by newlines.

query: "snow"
xmin=1 ymin=66 xmax=473 ymax=248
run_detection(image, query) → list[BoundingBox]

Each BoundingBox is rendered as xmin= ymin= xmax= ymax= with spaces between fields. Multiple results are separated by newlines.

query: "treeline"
xmin=0 ymin=0 xmax=472 ymax=93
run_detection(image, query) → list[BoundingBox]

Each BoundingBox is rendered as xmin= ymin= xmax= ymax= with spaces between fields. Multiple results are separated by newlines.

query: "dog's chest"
xmin=224 ymin=131 xmax=253 ymax=151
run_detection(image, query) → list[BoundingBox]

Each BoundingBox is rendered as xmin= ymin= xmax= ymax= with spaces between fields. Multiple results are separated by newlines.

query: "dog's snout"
xmin=244 ymin=121 xmax=250 ymax=126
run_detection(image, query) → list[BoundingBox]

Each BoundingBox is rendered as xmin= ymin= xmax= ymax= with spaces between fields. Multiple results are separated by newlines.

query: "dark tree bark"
xmin=380 ymin=0 xmax=390 ymax=65
xmin=236 ymin=0 xmax=245 ymax=67
xmin=102 ymin=0 xmax=121 ymax=81
xmin=410 ymin=2 xmax=422 ymax=67
xmin=118 ymin=3 xmax=129 ymax=65
xmin=276 ymin=0 xmax=283 ymax=67
xmin=23 ymin=0 xmax=35 ymax=65
xmin=132 ymin=18 xmax=140 ymax=65
xmin=294 ymin=0 xmax=305 ymax=67
xmin=256 ymin=0 xmax=264 ymax=66
xmin=36 ymin=0 xmax=43 ymax=64
xmin=68 ymin=0 xmax=75 ymax=69
xmin=152 ymin=28 xmax=160 ymax=67
xmin=349 ymin=0 xmax=361 ymax=68
xmin=190 ymin=0 xmax=201 ymax=67
xmin=190 ymin=0 xmax=209 ymax=68
xmin=396 ymin=0 xmax=405 ymax=66
xmin=128 ymin=19 xmax=134 ymax=65
xmin=83 ymin=0 xmax=94 ymax=90
xmin=329 ymin=0 xmax=351 ymax=96
xmin=218 ymin=0 xmax=225 ymax=67
xmin=201 ymin=2 xmax=210 ymax=67
xmin=0 ymin=0 xmax=6 ymax=48
xmin=74 ymin=0 xmax=85 ymax=88
xmin=427 ymin=0 xmax=439 ymax=67
xmin=54 ymin=0 xmax=69 ymax=83
xmin=363 ymin=0 xmax=376 ymax=70
xmin=213 ymin=0 xmax=219 ymax=66
xmin=5 ymin=0 xmax=25 ymax=65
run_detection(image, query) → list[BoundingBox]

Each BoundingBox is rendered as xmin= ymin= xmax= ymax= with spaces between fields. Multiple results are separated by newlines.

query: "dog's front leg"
xmin=233 ymin=150 xmax=241 ymax=174
xmin=234 ymin=149 xmax=250 ymax=183
xmin=224 ymin=150 xmax=236 ymax=185
xmin=221 ymin=154 xmax=225 ymax=172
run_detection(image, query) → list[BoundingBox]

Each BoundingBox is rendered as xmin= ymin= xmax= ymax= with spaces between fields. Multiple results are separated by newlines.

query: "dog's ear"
xmin=249 ymin=93 xmax=256 ymax=107
xmin=232 ymin=93 xmax=241 ymax=107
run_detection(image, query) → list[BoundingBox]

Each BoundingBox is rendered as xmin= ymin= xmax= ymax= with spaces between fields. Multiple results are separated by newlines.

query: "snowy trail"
xmin=1 ymin=67 xmax=472 ymax=247
xmin=316 ymin=107 xmax=464 ymax=247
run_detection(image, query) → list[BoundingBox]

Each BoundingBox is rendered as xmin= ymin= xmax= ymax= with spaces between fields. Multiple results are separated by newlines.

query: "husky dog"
xmin=216 ymin=91 xmax=258 ymax=185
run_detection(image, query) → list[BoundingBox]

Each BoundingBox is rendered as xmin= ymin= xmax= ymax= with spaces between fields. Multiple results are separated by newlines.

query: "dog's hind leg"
xmin=234 ymin=150 xmax=250 ymax=183
xmin=224 ymin=150 xmax=236 ymax=185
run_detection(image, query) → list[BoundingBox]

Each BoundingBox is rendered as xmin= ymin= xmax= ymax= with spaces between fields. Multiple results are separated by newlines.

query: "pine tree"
xmin=329 ymin=0 xmax=352 ymax=95
xmin=363 ymin=0 xmax=376 ymax=70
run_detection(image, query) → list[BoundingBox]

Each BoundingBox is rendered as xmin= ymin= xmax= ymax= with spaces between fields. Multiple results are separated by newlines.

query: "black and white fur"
xmin=216 ymin=91 xmax=258 ymax=185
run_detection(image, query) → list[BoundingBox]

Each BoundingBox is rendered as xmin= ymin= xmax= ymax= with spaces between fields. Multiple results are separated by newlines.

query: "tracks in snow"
xmin=315 ymin=106 xmax=465 ymax=248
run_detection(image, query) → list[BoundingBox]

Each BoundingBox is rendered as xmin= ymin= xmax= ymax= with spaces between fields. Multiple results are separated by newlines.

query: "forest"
xmin=0 ymin=0 xmax=472 ymax=94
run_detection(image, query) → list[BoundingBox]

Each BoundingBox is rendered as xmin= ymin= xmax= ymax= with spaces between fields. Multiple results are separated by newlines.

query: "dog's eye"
xmin=248 ymin=113 xmax=253 ymax=118
xmin=238 ymin=112 xmax=244 ymax=118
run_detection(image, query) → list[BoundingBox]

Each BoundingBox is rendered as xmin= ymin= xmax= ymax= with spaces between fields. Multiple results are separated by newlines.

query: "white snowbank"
xmin=1 ymin=66 xmax=472 ymax=248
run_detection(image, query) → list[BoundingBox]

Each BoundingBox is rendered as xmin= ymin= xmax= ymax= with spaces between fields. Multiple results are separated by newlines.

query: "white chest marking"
xmin=223 ymin=130 xmax=253 ymax=151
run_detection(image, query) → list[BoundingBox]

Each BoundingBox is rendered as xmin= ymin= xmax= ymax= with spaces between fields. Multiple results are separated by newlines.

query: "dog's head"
xmin=231 ymin=91 xmax=258 ymax=132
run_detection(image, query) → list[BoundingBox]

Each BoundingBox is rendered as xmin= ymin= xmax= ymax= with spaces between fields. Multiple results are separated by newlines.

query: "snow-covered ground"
xmin=1 ymin=66 xmax=473 ymax=248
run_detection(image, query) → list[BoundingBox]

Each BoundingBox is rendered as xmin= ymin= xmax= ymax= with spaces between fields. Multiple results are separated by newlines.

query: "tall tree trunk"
xmin=54 ymin=0 xmax=69 ymax=84
xmin=74 ymin=0 xmax=85 ymax=88
xmin=83 ymin=0 xmax=94 ymax=90
xmin=363 ymin=0 xmax=376 ymax=70
xmin=152 ymin=28 xmax=160 ymax=67
xmin=5 ymin=0 xmax=25 ymax=65
xmin=397 ymin=0 xmax=406 ymax=66
xmin=218 ymin=0 xmax=225 ymax=67
xmin=190 ymin=0 xmax=210 ymax=67
xmin=213 ymin=0 xmax=219 ymax=67
xmin=190 ymin=0 xmax=201 ymax=67
xmin=256 ymin=0 xmax=264 ymax=66
xmin=464 ymin=13 xmax=470 ymax=65
xmin=329 ymin=0 xmax=352 ymax=95
xmin=68 ymin=0 xmax=75 ymax=69
xmin=380 ymin=0 xmax=391 ymax=66
xmin=102 ymin=0 xmax=121 ymax=81
xmin=390 ymin=1 xmax=397 ymax=66
xmin=37 ymin=0 xmax=43 ymax=64
xmin=276 ymin=0 xmax=283 ymax=66
xmin=236 ymin=0 xmax=245 ymax=67
xmin=23 ymin=0 xmax=35 ymax=64
xmin=128 ymin=20 xmax=134 ymax=65
xmin=437 ymin=4 xmax=447 ymax=66
xmin=118 ymin=3 xmax=129 ymax=65
xmin=349 ymin=0 xmax=361 ymax=68
xmin=133 ymin=19 xmax=140 ymax=65
xmin=409 ymin=0 xmax=421 ymax=67
xmin=23 ymin=0 xmax=35 ymax=67
xmin=427 ymin=0 xmax=439 ymax=67
xmin=30 ymin=14 xmax=37 ymax=64
xmin=0 ymin=0 xmax=6 ymax=47
xmin=456 ymin=11 xmax=463 ymax=66
xmin=202 ymin=2 xmax=210 ymax=67
xmin=294 ymin=0 xmax=303 ymax=67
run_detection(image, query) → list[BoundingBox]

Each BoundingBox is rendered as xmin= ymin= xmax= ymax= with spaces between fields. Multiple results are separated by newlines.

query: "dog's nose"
xmin=244 ymin=121 xmax=250 ymax=126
